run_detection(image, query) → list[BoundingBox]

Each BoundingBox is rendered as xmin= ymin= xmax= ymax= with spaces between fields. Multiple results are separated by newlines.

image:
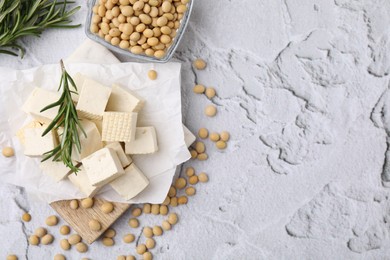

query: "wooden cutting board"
xmin=51 ymin=198 xmax=130 ymax=244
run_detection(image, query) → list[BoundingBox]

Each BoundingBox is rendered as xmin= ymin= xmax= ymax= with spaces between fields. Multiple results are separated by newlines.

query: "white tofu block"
xmin=91 ymin=118 xmax=103 ymax=136
xmin=68 ymin=166 xmax=101 ymax=197
xmin=70 ymin=73 xmax=86 ymax=102
xmin=105 ymin=142 xmax=132 ymax=168
xmin=106 ymin=84 xmax=145 ymax=113
xmin=71 ymin=120 xmax=103 ymax=162
xmin=22 ymin=87 xmax=61 ymax=124
xmin=24 ymin=126 xmax=57 ymax=157
xmin=125 ymin=127 xmax=158 ymax=154
xmin=102 ymin=112 xmax=138 ymax=142
xmin=76 ymin=77 xmax=111 ymax=120
xmin=40 ymin=160 xmax=71 ymax=182
xmin=183 ymin=125 xmax=196 ymax=148
xmin=82 ymin=148 xmax=125 ymax=187
xmin=110 ymin=163 xmax=149 ymax=200
xmin=16 ymin=120 xmax=42 ymax=145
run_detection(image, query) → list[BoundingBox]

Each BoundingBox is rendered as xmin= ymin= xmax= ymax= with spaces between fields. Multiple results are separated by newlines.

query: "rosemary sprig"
xmin=41 ymin=60 xmax=86 ymax=173
xmin=0 ymin=0 xmax=80 ymax=57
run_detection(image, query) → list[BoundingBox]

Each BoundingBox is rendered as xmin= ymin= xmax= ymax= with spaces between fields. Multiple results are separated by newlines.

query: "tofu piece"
xmin=102 ymin=112 xmax=137 ymax=142
xmin=91 ymin=118 xmax=103 ymax=136
xmin=82 ymin=148 xmax=125 ymax=187
xmin=22 ymin=87 xmax=61 ymax=124
xmin=76 ymin=77 xmax=111 ymax=120
xmin=183 ymin=125 xmax=196 ymax=148
xmin=16 ymin=120 xmax=42 ymax=145
xmin=125 ymin=127 xmax=158 ymax=154
xmin=71 ymin=120 xmax=103 ymax=162
xmin=106 ymin=84 xmax=145 ymax=113
xmin=24 ymin=126 xmax=57 ymax=157
xmin=105 ymin=142 xmax=132 ymax=168
xmin=68 ymin=167 xmax=101 ymax=197
xmin=70 ymin=73 xmax=86 ymax=102
xmin=110 ymin=163 xmax=149 ymax=200
xmin=40 ymin=160 xmax=71 ymax=182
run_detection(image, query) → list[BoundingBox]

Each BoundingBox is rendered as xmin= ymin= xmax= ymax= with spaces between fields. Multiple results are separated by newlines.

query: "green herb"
xmin=41 ymin=60 xmax=86 ymax=173
xmin=0 ymin=0 xmax=80 ymax=57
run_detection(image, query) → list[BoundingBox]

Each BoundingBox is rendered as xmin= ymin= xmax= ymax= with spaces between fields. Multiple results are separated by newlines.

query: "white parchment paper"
xmin=0 ymin=58 xmax=190 ymax=204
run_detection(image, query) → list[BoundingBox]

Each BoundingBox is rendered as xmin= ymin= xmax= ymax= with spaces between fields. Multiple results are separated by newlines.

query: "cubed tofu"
xmin=76 ymin=77 xmax=111 ymax=120
xmin=91 ymin=118 xmax=103 ymax=136
xmin=16 ymin=120 xmax=43 ymax=145
xmin=71 ymin=120 xmax=103 ymax=162
xmin=183 ymin=125 xmax=196 ymax=148
xmin=70 ymin=73 xmax=86 ymax=102
xmin=22 ymin=87 xmax=61 ymax=124
xmin=40 ymin=160 xmax=71 ymax=182
xmin=110 ymin=163 xmax=149 ymax=200
xmin=125 ymin=127 xmax=158 ymax=154
xmin=105 ymin=142 xmax=132 ymax=168
xmin=82 ymin=148 xmax=125 ymax=187
xmin=106 ymin=84 xmax=145 ymax=113
xmin=24 ymin=126 xmax=57 ymax=157
xmin=102 ymin=112 xmax=138 ymax=142
xmin=68 ymin=166 xmax=101 ymax=197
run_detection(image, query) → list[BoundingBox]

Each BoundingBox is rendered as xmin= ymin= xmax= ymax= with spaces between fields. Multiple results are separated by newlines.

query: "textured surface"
xmin=1 ymin=0 xmax=390 ymax=259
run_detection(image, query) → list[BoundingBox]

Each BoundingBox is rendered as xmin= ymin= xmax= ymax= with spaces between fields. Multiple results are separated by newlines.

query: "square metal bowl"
xmin=85 ymin=0 xmax=193 ymax=63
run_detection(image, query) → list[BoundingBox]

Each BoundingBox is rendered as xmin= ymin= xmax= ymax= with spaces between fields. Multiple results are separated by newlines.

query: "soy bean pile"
xmin=90 ymin=0 xmax=190 ymax=59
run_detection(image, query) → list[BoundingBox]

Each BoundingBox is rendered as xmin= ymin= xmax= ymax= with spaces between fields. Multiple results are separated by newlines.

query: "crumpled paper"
xmin=0 ymin=41 xmax=190 ymax=204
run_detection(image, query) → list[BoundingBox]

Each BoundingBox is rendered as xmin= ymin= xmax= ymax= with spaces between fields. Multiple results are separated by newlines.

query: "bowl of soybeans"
xmin=86 ymin=0 xmax=193 ymax=62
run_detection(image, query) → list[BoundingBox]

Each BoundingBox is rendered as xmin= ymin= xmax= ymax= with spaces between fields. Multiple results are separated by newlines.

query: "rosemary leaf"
xmin=0 ymin=0 xmax=80 ymax=57
xmin=41 ymin=60 xmax=86 ymax=173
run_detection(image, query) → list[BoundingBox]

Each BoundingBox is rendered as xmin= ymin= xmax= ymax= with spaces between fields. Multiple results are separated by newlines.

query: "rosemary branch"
xmin=0 ymin=0 xmax=80 ymax=57
xmin=41 ymin=60 xmax=86 ymax=173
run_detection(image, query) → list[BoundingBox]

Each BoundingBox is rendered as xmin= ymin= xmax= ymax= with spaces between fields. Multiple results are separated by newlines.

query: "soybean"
xmin=60 ymin=239 xmax=71 ymax=250
xmin=89 ymin=219 xmax=101 ymax=231
xmin=76 ymin=242 xmax=88 ymax=253
xmin=104 ymin=228 xmax=116 ymax=238
xmin=60 ymin=225 xmax=70 ymax=235
xmin=198 ymin=172 xmax=209 ymax=183
xmin=205 ymin=105 xmax=217 ymax=117
xmin=68 ymin=234 xmax=81 ymax=245
xmin=148 ymin=70 xmax=158 ymax=80
xmin=41 ymin=234 xmax=54 ymax=245
xmin=46 ymin=215 xmax=58 ymax=226
xmin=123 ymin=233 xmax=135 ymax=243
xmin=22 ymin=213 xmax=31 ymax=222
xmin=102 ymin=237 xmax=115 ymax=246
xmin=81 ymin=198 xmax=94 ymax=208
xmin=193 ymin=59 xmax=206 ymax=70
xmin=70 ymin=200 xmax=79 ymax=209
xmin=193 ymin=84 xmax=205 ymax=94
xmin=101 ymin=202 xmax=114 ymax=213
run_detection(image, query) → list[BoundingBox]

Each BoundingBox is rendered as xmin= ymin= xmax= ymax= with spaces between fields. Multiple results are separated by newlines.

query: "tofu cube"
xmin=102 ymin=112 xmax=138 ymax=142
xmin=76 ymin=77 xmax=111 ymax=120
xmin=82 ymin=148 xmax=125 ymax=187
xmin=106 ymin=84 xmax=145 ymax=112
xmin=70 ymin=73 xmax=86 ymax=102
xmin=125 ymin=127 xmax=158 ymax=154
xmin=23 ymin=126 xmax=57 ymax=157
xmin=68 ymin=166 xmax=101 ymax=197
xmin=105 ymin=142 xmax=132 ymax=168
xmin=71 ymin=120 xmax=103 ymax=162
xmin=110 ymin=163 xmax=149 ymax=200
xmin=22 ymin=87 xmax=61 ymax=124
xmin=40 ymin=160 xmax=71 ymax=182
xmin=16 ymin=120 xmax=43 ymax=145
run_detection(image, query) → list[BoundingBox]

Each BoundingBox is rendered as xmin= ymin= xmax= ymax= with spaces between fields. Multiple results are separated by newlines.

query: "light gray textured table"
xmin=1 ymin=0 xmax=390 ymax=259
